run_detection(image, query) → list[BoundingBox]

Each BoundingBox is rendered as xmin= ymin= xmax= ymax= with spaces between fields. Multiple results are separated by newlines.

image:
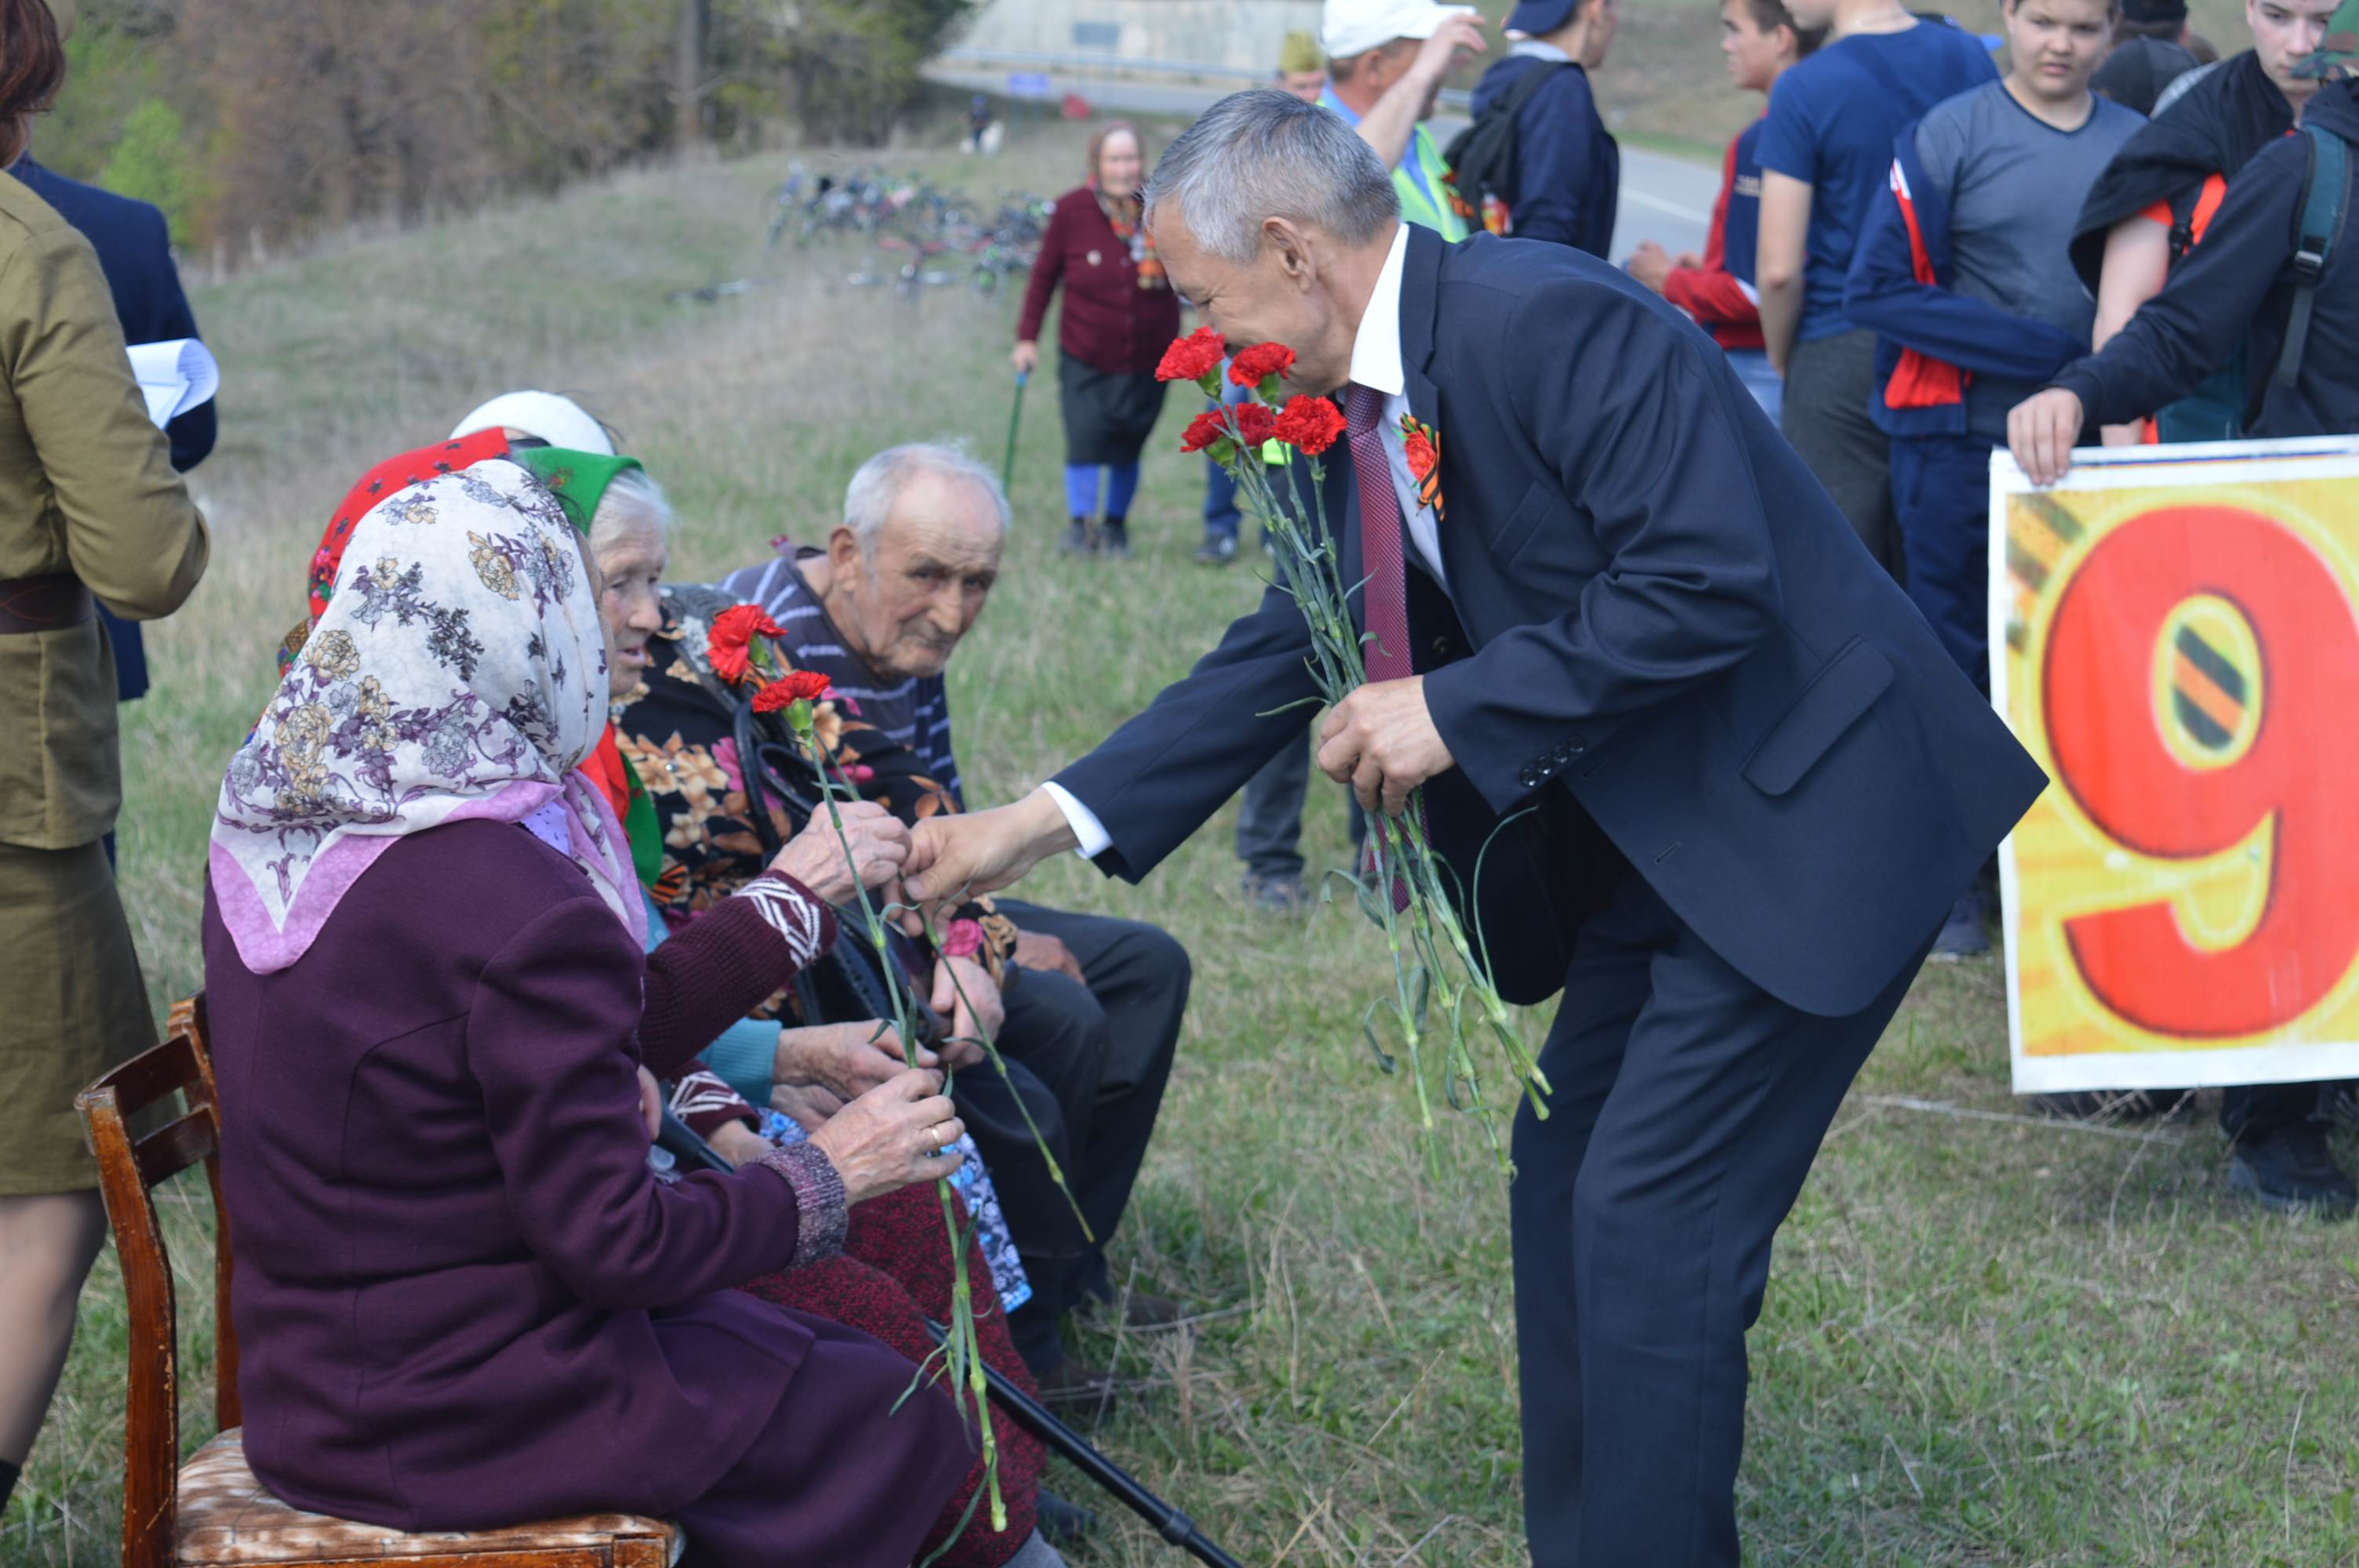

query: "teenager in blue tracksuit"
xmin=1845 ymin=0 xmax=2139 ymax=697
xmin=1845 ymin=0 xmax=2136 ymax=958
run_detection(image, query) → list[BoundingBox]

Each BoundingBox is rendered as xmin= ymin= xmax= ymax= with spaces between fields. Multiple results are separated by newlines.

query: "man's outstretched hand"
xmin=1318 ymin=676 xmax=1456 ymax=817
xmin=905 ymin=789 xmax=1079 ymax=920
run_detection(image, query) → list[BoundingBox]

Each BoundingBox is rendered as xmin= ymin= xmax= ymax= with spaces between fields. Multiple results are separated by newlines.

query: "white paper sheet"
xmin=126 ymin=337 xmax=220 ymax=430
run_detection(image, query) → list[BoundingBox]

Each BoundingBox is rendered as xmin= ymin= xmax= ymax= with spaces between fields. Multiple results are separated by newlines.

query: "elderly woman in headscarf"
xmin=203 ymin=445 xmax=1045 ymax=1568
xmin=444 ymin=397 xmax=1060 ymax=1562
xmin=1012 ymin=120 xmax=1182 ymax=558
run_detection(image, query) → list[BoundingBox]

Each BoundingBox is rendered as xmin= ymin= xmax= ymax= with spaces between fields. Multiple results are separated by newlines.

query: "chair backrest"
xmin=75 ymin=995 xmax=239 ymax=1568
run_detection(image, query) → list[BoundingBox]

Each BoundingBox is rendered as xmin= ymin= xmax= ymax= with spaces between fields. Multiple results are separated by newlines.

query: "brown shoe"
xmin=1033 ymin=1358 xmax=1120 ymax=1420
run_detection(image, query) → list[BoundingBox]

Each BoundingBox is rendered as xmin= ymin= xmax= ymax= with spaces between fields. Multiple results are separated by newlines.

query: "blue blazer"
xmin=1055 ymin=224 xmax=2046 ymax=1018
xmin=15 ymin=158 xmax=214 ymax=701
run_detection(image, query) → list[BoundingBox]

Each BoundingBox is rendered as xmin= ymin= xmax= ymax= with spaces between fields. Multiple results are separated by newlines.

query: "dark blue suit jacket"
xmin=14 ymin=158 xmax=214 ymax=701
xmin=1056 ymin=224 xmax=2046 ymax=1018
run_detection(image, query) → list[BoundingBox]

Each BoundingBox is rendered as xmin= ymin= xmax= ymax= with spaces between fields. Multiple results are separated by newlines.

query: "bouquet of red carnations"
xmin=1161 ymin=327 xmax=1550 ymax=1164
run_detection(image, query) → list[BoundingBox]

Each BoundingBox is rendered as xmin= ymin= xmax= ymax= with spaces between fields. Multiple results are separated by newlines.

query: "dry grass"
xmin=9 ymin=114 xmax=2359 ymax=1568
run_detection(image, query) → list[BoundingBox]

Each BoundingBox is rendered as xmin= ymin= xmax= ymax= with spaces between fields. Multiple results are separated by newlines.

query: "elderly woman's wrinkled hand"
xmin=776 ymin=1020 xmax=929 ymax=1105
xmin=636 ymin=1066 xmax=663 ymax=1143
xmin=806 ymin=1068 xmax=965 ymax=1204
xmin=706 ymin=1119 xmax=772 ymax=1168
xmin=768 ymin=800 xmax=910 ymax=906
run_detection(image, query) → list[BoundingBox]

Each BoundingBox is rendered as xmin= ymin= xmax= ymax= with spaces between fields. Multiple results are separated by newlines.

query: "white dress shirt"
xmin=1046 ymin=220 xmax=1438 ymax=861
xmin=1348 ymin=222 xmax=1447 ymax=587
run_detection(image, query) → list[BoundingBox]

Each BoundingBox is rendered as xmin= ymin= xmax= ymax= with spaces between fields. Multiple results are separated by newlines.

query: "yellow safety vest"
xmin=1396 ymin=122 xmax=1470 ymax=242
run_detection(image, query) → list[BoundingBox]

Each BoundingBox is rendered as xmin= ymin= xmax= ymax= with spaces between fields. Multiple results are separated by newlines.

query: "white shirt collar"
xmin=1347 ymin=222 xmax=1411 ymax=398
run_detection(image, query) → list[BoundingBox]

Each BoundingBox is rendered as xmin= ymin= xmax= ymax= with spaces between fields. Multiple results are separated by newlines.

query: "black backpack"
xmin=1442 ymin=61 xmax=1568 ymax=237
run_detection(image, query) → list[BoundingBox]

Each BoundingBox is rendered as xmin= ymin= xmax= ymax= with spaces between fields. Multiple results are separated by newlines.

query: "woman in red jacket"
xmin=1013 ymin=122 xmax=1183 ymax=558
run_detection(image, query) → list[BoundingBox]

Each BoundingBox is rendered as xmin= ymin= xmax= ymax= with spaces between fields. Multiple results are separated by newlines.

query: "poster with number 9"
xmin=1991 ymin=437 xmax=2359 ymax=1094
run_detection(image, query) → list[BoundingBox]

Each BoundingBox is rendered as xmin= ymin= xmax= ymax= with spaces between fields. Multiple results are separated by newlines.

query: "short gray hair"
xmin=588 ymin=466 xmax=671 ymax=557
xmin=1143 ymin=88 xmax=1398 ymax=263
xmin=843 ymin=441 xmax=1011 ymax=557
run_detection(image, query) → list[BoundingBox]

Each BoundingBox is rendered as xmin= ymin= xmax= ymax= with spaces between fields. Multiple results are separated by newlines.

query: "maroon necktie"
xmin=1343 ymin=383 xmax=1419 ymax=909
xmin=1343 ymin=383 xmax=1413 ymax=682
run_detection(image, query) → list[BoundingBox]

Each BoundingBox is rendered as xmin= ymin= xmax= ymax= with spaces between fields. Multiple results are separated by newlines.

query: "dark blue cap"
xmin=1505 ymin=0 xmax=1580 ymax=35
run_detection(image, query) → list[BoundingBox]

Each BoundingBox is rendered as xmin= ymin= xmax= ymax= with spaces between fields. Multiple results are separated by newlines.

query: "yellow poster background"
xmin=1992 ymin=440 xmax=2359 ymax=1093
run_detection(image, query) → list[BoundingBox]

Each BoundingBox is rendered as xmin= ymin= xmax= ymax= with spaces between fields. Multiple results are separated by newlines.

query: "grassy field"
xmin=9 ymin=109 xmax=2359 ymax=1568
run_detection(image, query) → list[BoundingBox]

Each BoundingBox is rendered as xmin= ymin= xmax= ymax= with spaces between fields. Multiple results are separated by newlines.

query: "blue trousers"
xmin=1065 ymin=463 xmax=1140 ymax=521
xmin=1889 ymin=431 xmax=1995 ymax=692
xmin=1200 ymin=379 xmax=1254 ymax=541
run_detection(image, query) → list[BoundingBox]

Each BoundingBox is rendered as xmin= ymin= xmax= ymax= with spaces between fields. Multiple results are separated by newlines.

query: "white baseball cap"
xmin=449 ymin=390 xmax=616 ymax=456
xmin=1321 ymin=0 xmax=1478 ymax=60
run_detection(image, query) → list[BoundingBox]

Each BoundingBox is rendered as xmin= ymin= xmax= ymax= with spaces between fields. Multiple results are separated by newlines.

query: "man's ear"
xmin=827 ymin=524 xmax=863 ymax=573
xmin=1265 ymin=216 xmax=1318 ymax=291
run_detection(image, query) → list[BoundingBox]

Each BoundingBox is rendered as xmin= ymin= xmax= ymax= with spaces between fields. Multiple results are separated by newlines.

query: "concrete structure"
xmin=950 ymin=0 xmax=1325 ymax=82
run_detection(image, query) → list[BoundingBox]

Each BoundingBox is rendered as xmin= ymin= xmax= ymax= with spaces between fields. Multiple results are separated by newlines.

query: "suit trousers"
xmin=1512 ymin=864 xmax=1932 ymax=1566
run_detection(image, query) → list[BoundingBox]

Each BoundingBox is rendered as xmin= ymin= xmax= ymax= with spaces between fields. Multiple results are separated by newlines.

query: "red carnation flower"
xmin=1155 ymin=326 xmax=1226 ymax=383
xmin=940 ymin=918 xmax=986 ymax=960
xmin=1272 ymin=395 xmax=1347 ymax=456
xmin=707 ymin=603 xmax=783 ymax=685
xmin=1229 ymin=342 xmax=1296 ymax=388
xmin=1179 ymin=409 xmax=1230 ymax=454
xmin=751 ymin=668 xmax=833 ymax=711
xmin=1403 ymin=428 xmax=1438 ymax=483
xmin=1233 ymin=402 xmax=1277 ymax=447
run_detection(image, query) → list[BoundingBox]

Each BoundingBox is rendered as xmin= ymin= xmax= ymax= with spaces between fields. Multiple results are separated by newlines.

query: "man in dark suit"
xmin=11 ymin=151 xmax=215 ymax=704
xmin=907 ymin=89 xmax=2046 ymax=1564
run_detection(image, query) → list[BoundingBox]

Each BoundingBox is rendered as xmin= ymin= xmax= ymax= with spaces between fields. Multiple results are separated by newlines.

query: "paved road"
xmin=925 ymin=65 xmax=1716 ymax=261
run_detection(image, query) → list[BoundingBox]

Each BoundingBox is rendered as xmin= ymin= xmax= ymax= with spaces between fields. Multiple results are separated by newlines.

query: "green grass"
xmin=11 ymin=114 xmax=2359 ymax=1568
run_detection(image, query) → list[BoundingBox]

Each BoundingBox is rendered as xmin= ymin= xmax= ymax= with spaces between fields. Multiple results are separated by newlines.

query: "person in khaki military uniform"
xmin=0 ymin=0 xmax=208 ymax=1512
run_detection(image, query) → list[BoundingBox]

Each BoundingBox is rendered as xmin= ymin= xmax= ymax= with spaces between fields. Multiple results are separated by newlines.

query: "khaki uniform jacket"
xmin=0 ymin=172 xmax=207 ymax=851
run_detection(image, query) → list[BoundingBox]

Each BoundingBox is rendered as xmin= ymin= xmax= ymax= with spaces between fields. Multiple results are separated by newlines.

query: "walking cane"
xmin=652 ymin=1113 xmax=1245 ymax=1568
xmin=921 ymin=1318 xmax=1245 ymax=1568
xmin=1001 ymin=368 xmax=1029 ymax=492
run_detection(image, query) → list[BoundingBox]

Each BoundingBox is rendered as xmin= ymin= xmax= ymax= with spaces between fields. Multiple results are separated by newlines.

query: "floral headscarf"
xmin=212 ymin=458 xmax=643 ymax=975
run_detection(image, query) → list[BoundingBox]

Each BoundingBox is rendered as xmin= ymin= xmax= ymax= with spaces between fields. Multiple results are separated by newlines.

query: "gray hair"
xmin=843 ymin=441 xmax=1010 ymax=557
xmin=1143 ymin=88 xmax=1398 ymax=263
xmin=587 ymin=466 xmax=672 ymax=558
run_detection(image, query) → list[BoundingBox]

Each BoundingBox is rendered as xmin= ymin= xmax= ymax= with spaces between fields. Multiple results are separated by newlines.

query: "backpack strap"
xmin=2272 ymin=124 xmax=2348 ymax=392
xmin=1503 ymin=56 xmax=1569 ymax=115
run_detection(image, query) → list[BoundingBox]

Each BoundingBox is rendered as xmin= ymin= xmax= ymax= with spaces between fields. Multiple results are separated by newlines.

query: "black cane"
xmin=654 ymin=1110 xmax=1243 ymax=1568
xmin=920 ymin=1317 xmax=1245 ymax=1568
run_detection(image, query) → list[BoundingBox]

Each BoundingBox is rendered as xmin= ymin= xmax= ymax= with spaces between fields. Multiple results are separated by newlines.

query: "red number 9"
xmin=2044 ymin=504 xmax=2359 ymax=1039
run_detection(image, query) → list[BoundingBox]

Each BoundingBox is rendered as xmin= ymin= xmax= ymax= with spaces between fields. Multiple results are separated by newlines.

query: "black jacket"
xmin=2053 ymin=78 xmax=2359 ymax=439
xmin=2066 ymin=50 xmax=2295 ymax=292
xmin=1054 ymin=226 xmax=2046 ymax=1017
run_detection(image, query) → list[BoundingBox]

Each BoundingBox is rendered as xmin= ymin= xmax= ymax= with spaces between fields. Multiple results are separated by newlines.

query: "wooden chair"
xmin=76 ymin=997 xmax=682 ymax=1568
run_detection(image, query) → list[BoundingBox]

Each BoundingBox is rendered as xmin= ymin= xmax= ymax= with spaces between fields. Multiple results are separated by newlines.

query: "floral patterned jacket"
xmin=614 ymin=585 xmax=1016 ymax=1022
